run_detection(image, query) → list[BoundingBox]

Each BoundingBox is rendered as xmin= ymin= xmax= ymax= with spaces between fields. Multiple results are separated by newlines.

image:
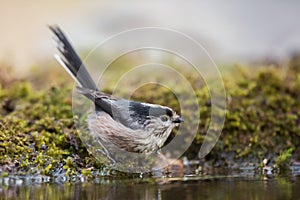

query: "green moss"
xmin=0 ymin=74 xmax=103 ymax=177
xmin=275 ymin=147 xmax=294 ymax=169
xmin=82 ymin=168 xmax=92 ymax=177
xmin=1 ymin=58 xmax=300 ymax=177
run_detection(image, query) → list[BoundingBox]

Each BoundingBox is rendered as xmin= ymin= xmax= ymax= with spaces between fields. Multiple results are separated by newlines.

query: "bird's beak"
xmin=172 ymin=117 xmax=184 ymax=123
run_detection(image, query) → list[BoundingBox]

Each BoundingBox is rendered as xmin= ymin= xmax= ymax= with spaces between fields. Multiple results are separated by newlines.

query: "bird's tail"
xmin=49 ymin=25 xmax=97 ymax=91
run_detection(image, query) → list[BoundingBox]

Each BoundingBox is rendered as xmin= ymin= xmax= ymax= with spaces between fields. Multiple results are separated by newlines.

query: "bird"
xmin=49 ymin=26 xmax=183 ymax=154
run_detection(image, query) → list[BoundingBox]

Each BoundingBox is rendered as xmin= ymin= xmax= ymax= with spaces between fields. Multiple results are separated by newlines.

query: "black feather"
xmin=129 ymin=102 xmax=170 ymax=122
xmin=49 ymin=25 xmax=97 ymax=91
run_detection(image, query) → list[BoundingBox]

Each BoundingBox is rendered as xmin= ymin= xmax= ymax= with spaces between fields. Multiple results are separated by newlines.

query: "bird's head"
xmin=137 ymin=103 xmax=183 ymax=136
xmin=156 ymin=107 xmax=183 ymax=127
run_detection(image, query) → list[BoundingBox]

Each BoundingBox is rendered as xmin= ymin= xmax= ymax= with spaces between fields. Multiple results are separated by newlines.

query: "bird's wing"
xmin=105 ymin=99 xmax=170 ymax=130
xmin=76 ymin=87 xmax=141 ymax=129
xmin=97 ymin=98 xmax=149 ymax=130
xmin=77 ymin=87 xmax=170 ymax=130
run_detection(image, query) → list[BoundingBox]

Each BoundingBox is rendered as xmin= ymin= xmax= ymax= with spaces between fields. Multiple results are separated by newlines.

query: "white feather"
xmin=54 ymin=54 xmax=82 ymax=87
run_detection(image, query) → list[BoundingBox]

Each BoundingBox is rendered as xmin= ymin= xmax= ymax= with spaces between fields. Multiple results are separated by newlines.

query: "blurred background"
xmin=1 ymin=0 xmax=300 ymax=73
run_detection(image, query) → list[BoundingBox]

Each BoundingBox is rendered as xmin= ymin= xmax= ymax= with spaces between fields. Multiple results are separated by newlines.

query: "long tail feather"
xmin=49 ymin=25 xmax=97 ymax=90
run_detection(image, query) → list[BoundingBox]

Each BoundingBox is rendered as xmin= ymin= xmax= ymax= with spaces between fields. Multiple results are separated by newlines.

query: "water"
xmin=1 ymin=174 xmax=300 ymax=200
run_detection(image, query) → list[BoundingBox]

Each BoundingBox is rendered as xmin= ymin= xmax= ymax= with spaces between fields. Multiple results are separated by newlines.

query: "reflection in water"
xmin=1 ymin=175 xmax=300 ymax=199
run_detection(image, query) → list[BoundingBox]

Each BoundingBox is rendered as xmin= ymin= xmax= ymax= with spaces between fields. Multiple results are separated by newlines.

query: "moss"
xmin=0 ymin=74 xmax=101 ymax=177
xmin=202 ymin=63 xmax=300 ymax=168
xmin=1 ymin=57 xmax=300 ymax=177
xmin=275 ymin=147 xmax=294 ymax=170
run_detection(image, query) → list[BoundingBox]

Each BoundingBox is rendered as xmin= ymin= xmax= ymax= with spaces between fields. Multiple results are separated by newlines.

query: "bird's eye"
xmin=160 ymin=115 xmax=169 ymax=122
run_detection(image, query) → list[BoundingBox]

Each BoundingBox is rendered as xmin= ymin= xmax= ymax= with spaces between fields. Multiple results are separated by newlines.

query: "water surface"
xmin=1 ymin=174 xmax=300 ymax=199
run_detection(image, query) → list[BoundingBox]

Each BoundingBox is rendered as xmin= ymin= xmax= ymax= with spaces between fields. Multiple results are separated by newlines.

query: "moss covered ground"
xmin=1 ymin=56 xmax=300 ymax=178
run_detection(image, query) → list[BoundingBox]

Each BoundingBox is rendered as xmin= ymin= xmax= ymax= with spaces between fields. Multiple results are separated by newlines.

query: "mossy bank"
xmin=1 ymin=57 xmax=300 ymax=178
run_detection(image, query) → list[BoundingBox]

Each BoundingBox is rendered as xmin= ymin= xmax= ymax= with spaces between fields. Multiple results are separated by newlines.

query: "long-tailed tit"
xmin=50 ymin=26 xmax=183 ymax=154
